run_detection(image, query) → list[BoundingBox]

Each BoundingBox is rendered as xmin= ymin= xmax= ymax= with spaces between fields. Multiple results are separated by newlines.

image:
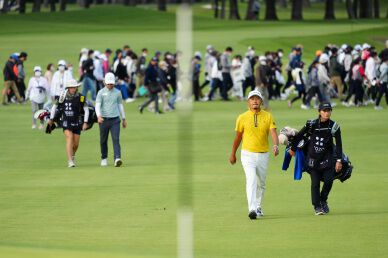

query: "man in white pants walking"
xmin=229 ymin=90 xmax=279 ymax=220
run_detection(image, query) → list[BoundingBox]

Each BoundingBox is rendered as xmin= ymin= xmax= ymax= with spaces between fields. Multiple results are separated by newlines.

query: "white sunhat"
xmin=33 ymin=66 xmax=42 ymax=72
xmin=65 ymin=79 xmax=81 ymax=88
xmin=247 ymin=90 xmax=263 ymax=100
xmin=341 ymin=44 xmax=348 ymax=50
xmin=104 ymin=72 xmax=116 ymax=85
xmin=58 ymin=59 xmax=66 ymax=66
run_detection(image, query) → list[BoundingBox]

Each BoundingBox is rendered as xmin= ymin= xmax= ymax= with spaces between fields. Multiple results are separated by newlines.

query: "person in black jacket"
xmin=139 ymin=57 xmax=162 ymax=114
xmin=289 ymin=102 xmax=343 ymax=215
xmin=82 ymin=50 xmax=96 ymax=101
xmin=2 ymin=55 xmax=23 ymax=105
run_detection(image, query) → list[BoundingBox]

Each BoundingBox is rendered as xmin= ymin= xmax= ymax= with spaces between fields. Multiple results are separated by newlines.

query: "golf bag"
xmin=35 ymin=100 xmax=97 ymax=134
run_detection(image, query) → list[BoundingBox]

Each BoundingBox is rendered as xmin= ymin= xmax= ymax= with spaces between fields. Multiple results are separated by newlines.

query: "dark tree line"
xmin=0 ymin=0 xmax=383 ymax=18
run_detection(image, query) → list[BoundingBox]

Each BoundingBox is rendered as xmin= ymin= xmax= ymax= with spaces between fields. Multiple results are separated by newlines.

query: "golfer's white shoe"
xmin=101 ymin=159 xmax=108 ymax=167
xmin=114 ymin=158 xmax=122 ymax=167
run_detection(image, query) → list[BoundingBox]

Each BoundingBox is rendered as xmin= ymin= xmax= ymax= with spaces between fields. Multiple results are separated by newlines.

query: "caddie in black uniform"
xmin=289 ymin=102 xmax=343 ymax=215
xmin=48 ymin=79 xmax=89 ymax=168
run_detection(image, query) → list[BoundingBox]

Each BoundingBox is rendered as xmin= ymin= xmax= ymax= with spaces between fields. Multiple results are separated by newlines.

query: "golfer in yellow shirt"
xmin=230 ymin=90 xmax=279 ymax=220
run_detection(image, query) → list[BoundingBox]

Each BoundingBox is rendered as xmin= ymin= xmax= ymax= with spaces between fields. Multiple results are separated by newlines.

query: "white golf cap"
xmin=354 ymin=44 xmax=362 ymax=51
xmin=259 ymin=56 xmax=267 ymax=61
xmin=341 ymin=44 xmax=347 ymax=50
xmin=104 ymin=72 xmax=116 ymax=84
xmin=33 ymin=66 xmax=42 ymax=72
xmin=362 ymin=43 xmax=371 ymax=50
xmin=319 ymin=53 xmax=329 ymax=64
xmin=206 ymin=45 xmax=213 ymax=50
xmin=81 ymin=48 xmax=88 ymax=54
xmin=65 ymin=79 xmax=81 ymax=88
xmin=247 ymin=90 xmax=263 ymax=100
xmin=94 ymin=50 xmax=101 ymax=57
xmin=58 ymin=60 xmax=66 ymax=66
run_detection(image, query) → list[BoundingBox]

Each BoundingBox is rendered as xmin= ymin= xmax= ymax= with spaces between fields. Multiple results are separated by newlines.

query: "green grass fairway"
xmin=1 ymin=4 xmax=388 ymax=258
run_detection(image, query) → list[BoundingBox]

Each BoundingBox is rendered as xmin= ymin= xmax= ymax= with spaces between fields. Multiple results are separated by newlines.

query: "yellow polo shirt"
xmin=235 ymin=109 xmax=277 ymax=153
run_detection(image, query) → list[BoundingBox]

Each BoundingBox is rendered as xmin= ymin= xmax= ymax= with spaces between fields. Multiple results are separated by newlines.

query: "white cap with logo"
xmin=247 ymin=90 xmax=263 ymax=100
xmin=104 ymin=72 xmax=116 ymax=85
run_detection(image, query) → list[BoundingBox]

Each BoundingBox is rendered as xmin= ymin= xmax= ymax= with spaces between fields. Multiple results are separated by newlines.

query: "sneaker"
xmin=32 ymin=124 xmax=36 ymax=129
xmin=68 ymin=160 xmax=75 ymax=168
xmin=301 ymin=104 xmax=309 ymax=110
xmin=287 ymin=100 xmax=292 ymax=108
xmin=100 ymin=158 xmax=108 ymax=167
xmin=256 ymin=207 xmax=264 ymax=217
xmin=114 ymin=158 xmax=122 ymax=167
xmin=39 ymin=124 xmax=44 ymax=130
xmin=375 ymin=106 xmax=383 ymax=110
xmin=314 ymin=206 xmax=324 ymax=215
xmin=125 ymin=98 xmax=136 ymax=103
xmin=321 ymin=202 xmax=330 ymax=214
xmin=138 ymin=106 xmax=144 ymax=114
xmin=248 ymin=210 xmax=257 ymax=220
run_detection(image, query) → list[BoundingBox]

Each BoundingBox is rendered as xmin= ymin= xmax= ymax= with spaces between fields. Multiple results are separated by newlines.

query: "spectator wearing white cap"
xmin=229 ymin=90 xmax=279 ymax=220
xmin=48 ymin=79 xmax=89 ymax=168
xmin=50 ymin=60 xmax=73 ymax=101
xmin=255 ymin=55 xmax=270 ymax=109
xmin=317 ymin=54 xmax=333 ymax=105
xmin=93 ymin=51 xmax=104 ymax=92
xmin=78 ymin=48 xmax=89 ymax=78
xmin=200 ymin=45 xmax=215 ymax=92
xmin=26 ymin=66 xmax=50 ymax=129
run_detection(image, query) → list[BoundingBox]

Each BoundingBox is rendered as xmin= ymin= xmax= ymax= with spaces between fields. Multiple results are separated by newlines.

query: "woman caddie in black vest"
xmin=48 ymin=79 xmax=89 ymax=168
xmin=289 ymin=102 xmax=343 ymax=215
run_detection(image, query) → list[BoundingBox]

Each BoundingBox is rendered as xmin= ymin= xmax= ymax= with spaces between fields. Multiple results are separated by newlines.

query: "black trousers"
xmin=376 ymin=82 xmax=388 ymax=106
xmin=310 ymin=167 xmax=335 ymax=208
xmin=242 ymin=76 xmax=255 ymax=97
xmin=221 ymin=73 xmax=233 ymax=100
xmin=16 ymin=79 xmax=26 ymax=99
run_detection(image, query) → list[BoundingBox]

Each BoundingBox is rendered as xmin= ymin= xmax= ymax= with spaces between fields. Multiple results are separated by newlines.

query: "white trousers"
xmin=241 ymin=150 xmax=269 ymax=212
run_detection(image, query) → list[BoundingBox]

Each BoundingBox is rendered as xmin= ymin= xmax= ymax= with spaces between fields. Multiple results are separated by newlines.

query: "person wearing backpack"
xmin=288 ymin=102 xmax=343 ymax=215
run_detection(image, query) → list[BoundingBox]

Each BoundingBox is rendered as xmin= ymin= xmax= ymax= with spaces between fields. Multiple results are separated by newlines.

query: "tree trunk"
xmin=32 ymin=0 xmax=42 ymax=12
xmin=353 ymin=0 xmax=358 ymax=18
xmin=59 ymin=0 xmax=67 ymax=11
xmin=19 ymin=0 xmax=26 ymax=13
xmin=324 ymin=0 xmax=335 ymax=20
xmin=359 ymin=0 xmax=372 ymax=18
xmin=303 ymin=0 xmax=310 ymax=8
xmin=2 ymin=0 xmax=9 ymax=13
xmin=277 ymin=0 xmax=287 ymax=8
xmin=229 ymin=0 xmax=240 ymax=19
xmin=157 ymin=0 xmax=167 ymax=11
xmin=291 ymin=0 xmax=303 ymax=20
xmin=49 ymin=0 xmax=56 ymax=11
xmin=214 ymin=0 xmax=219 ymax=18
xmin=373 ymin=0 xmax=379 ymax=18
xmin=245 ymin=0 xmax=255 ymax=20
xmin=346 ymin=0 xmax=355 ymax=19
xmin=220 ymin=0 xmax=226 ymax=19
xmin=265 ymin=0 xmax=278 ymax=20
xmin=95 ymin=0 xmax=104 ymax=4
